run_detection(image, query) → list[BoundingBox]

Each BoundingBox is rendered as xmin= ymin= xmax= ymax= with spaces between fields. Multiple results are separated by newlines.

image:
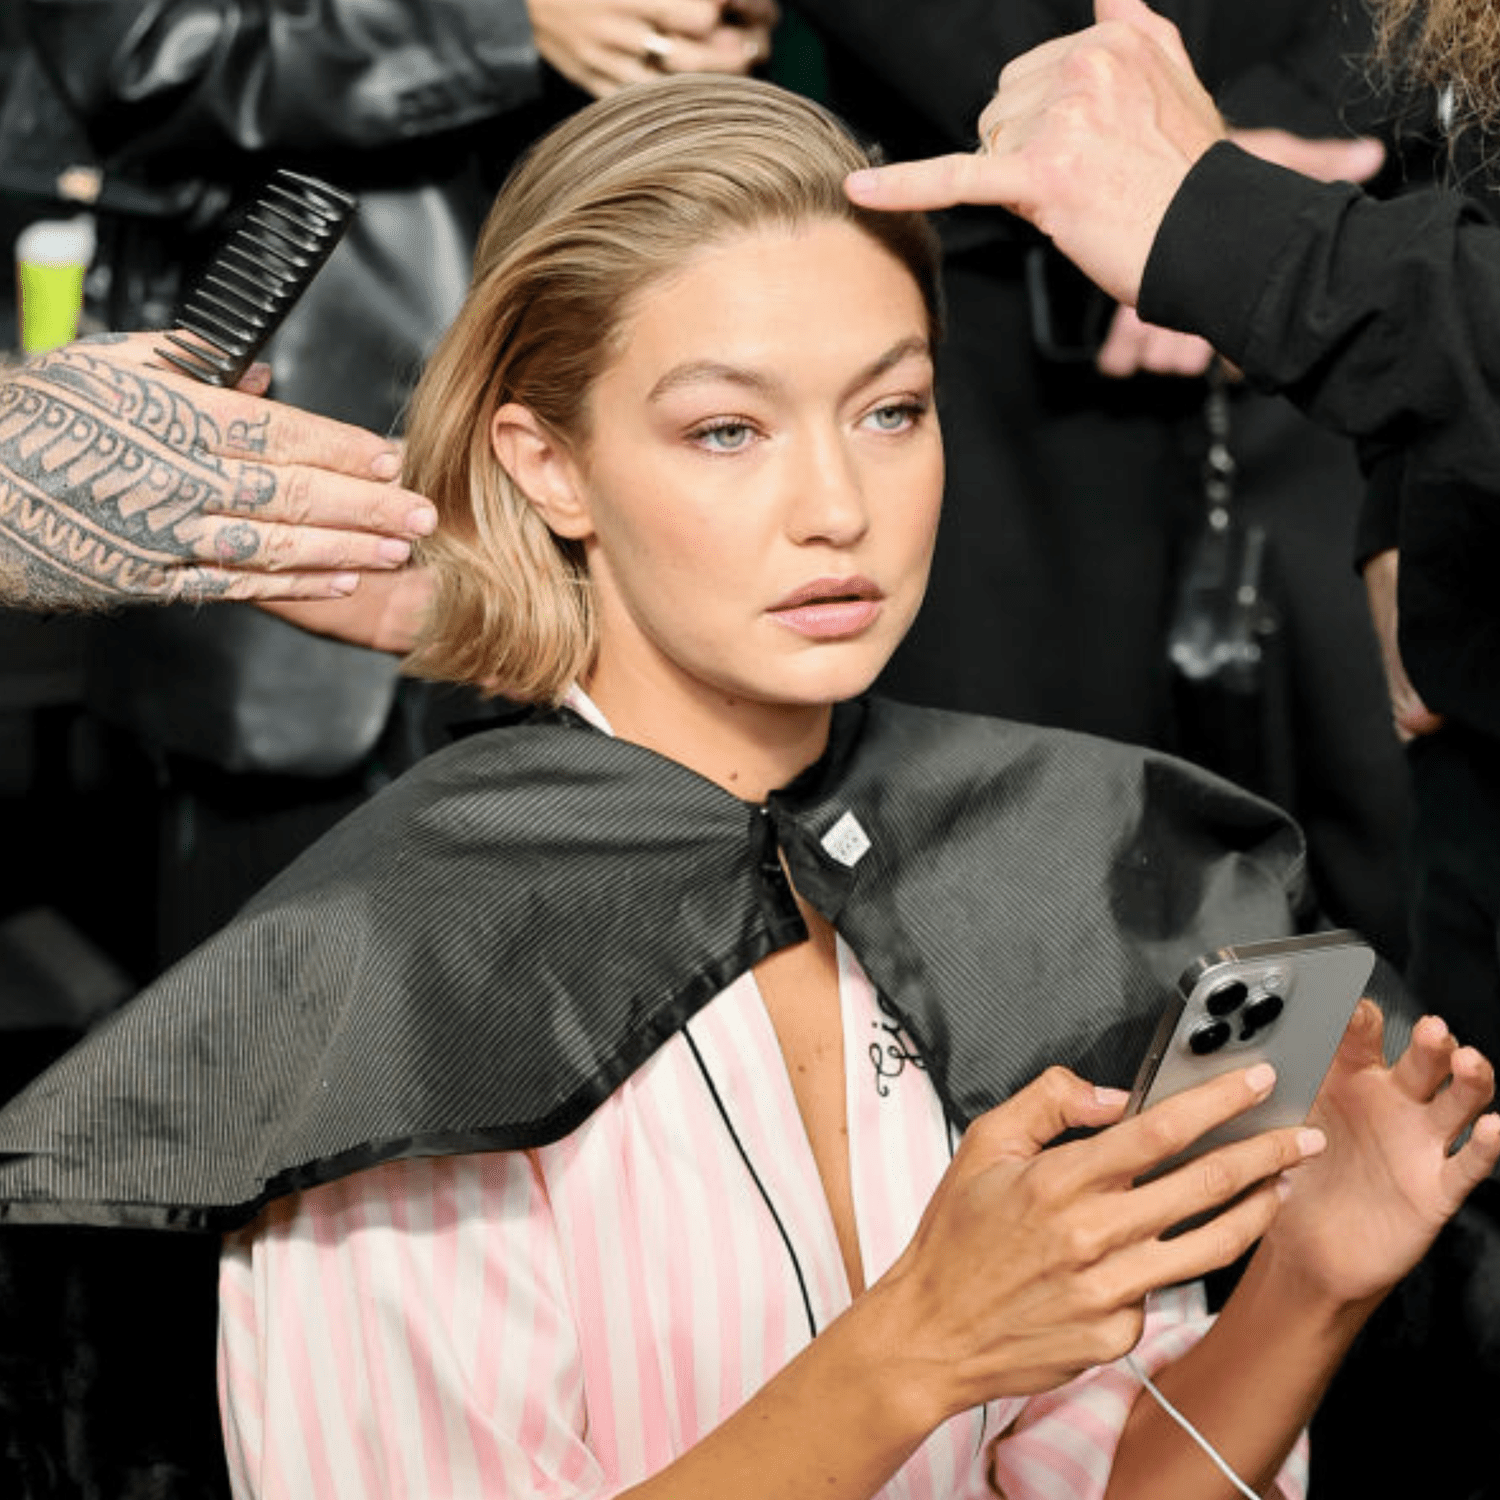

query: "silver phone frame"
xmin=1127 ymin=930 xmax=1376 ymax=1172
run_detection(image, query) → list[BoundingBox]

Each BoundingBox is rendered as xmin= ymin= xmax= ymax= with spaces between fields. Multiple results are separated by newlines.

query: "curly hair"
xmin=1370 ymin=0 xmax=1500 ymax=137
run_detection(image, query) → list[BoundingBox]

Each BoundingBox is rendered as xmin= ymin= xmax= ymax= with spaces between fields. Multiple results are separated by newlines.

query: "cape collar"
xmin=0 ymin=699 xmax=1308 ymax=1231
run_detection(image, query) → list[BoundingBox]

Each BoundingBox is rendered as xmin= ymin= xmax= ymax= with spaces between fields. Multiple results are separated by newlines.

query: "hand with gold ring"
xmin=527 ymin=0 xmax=778 ymax=99
xmin=847 ymin=0 xmax=1224 ymax=308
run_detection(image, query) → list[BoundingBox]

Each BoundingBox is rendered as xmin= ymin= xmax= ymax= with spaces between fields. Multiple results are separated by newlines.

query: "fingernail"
xmin=329 ymin=572 xmax=359 ymax=596
xmin=1245 ymin=1063 xmax=1276 ymax=1095
xmin=371 ymin=451 xmax=403 ymax=481
xmin=379 ymin=538 xmax=412 ymax=565
xmin=846 ymin=168 xmax=877 ymax=199
xmin=1094 ymin=1086 xmax=1130 ymax=1107
xmin=406 ymin=504 xmax=438 ymax=536
xmin=1297 ymin=1127 xmax=1327 ymax=1158
xmin=1276 ymin=1173 xmax=1294 ymax=1202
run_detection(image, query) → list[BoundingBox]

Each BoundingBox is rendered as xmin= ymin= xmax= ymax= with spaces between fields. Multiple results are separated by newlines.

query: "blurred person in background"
xmin=15 ymin=0 xmax=775 ymax=975
xmin=791 ymin=0 xmax=1413 ymax=967
xmin=848 ymin=3 xmax=1500 ymax=1491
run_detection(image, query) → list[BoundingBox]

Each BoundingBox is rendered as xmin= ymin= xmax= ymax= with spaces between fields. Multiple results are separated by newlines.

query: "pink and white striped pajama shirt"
xmin=218 ymin=939 xmax=1308 ymax=1500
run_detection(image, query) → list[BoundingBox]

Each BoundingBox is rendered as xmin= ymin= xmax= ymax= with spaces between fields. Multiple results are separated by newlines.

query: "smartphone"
xmin=1126 ymin=931 xmax=1376 ymax=1178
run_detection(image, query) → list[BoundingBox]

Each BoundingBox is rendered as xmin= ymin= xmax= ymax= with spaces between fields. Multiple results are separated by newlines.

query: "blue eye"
xmin=865 ymin=401 xmax=924 ymax=433
xmin=691 ymin=420 xmax=756 ymax=452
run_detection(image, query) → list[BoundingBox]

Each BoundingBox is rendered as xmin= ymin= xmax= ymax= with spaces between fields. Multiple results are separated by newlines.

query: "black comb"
xmin=156 ymin=169 xmax=357 ymax=387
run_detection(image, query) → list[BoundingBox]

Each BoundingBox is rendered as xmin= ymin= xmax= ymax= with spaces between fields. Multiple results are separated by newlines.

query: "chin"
xmin=751 ymin=649 xmax=892 ymax=710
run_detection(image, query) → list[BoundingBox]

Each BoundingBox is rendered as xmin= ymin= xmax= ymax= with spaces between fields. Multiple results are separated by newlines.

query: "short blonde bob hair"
xmin=402 ymin=75 xmax=942 ymax=703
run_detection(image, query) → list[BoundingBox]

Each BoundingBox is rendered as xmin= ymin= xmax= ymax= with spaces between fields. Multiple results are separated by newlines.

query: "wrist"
xmin=1238 ymin=1235 xmax=1386 ymax=1346
xmin=845 ymin=1263 xmax=972 ymax=1439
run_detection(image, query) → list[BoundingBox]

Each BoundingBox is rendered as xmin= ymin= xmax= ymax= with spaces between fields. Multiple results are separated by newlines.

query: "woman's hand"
xmin=1363 ymin=549 xmax=1446 ymax=742
xmin=528 ymin=0 xmax=777 ymax=98
xmin=873 ymin=1062 xmax=1324 ymax=1420
xmin=1261 ymin=1000 xmax=1500 ymax=1307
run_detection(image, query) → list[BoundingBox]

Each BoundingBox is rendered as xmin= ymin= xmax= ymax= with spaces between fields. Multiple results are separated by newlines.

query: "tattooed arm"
xmin=0 ymin=333 xmax=436 ymax=611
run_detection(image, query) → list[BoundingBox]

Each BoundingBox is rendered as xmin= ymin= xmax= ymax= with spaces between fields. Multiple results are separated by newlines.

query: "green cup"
xmin=16 ymin=217 xmax=96 ymax=355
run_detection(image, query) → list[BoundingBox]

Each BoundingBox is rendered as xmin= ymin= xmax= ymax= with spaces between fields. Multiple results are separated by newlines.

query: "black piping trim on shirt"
xmin=943 ymin=1114 xmax=990 ymax=1457
xmin=682 ymin=1023 xmax=818 ymax=1343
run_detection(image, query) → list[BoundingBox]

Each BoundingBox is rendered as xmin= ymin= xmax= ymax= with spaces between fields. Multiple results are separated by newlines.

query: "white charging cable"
xmin=1124 ymin=1354 xmax=1262 ymax=1500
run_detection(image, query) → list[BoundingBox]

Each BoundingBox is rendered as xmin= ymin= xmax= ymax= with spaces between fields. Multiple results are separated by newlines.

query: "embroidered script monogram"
xmin=869 ymin=990 xmax=926 ymax=1098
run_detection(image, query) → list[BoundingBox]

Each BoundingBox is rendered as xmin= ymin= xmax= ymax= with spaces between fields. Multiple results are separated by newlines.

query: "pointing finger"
xmin=847 ymin=151 xmax=1032 ymax=214
xmin=204 ymin=459 xmax=437 ymax=541
xmin=1086 ymin=1063 xmax=1280 ymax=1184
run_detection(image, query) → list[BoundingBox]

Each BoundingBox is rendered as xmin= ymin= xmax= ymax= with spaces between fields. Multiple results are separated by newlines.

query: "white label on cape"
xmin=821 ymin=810 xmax=872 ymax=868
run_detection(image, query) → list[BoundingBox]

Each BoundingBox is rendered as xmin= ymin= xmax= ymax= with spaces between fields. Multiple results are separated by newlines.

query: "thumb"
xmin=1094 ymin=0 xmax=1193 ymax=72
xmin=1288 ymin=135 xmax=1386 ymax=185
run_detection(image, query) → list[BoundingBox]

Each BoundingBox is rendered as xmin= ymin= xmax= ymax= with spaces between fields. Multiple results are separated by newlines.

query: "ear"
xmin=490 ymin=402 xmax=594 ymax=541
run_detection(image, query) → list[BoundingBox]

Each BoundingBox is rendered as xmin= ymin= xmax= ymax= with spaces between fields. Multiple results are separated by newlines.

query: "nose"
xmin=785 ymin=423 xmax=870 ymax=547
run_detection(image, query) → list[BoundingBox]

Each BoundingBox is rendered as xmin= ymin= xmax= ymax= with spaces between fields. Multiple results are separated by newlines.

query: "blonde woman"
xmin=0 ymin=77 xmax=1494 ymax=1500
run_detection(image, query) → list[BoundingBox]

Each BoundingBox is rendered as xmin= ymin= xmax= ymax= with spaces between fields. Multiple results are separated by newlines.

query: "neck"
xmin=584 ymin=658 xmax=833 ymax=803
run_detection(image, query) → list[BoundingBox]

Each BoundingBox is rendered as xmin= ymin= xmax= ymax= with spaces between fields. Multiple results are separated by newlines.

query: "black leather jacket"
xmin=25 ymin=0 xmax=546 ymax=426
xmin=21 ymin=0 xmax=555 ymax=777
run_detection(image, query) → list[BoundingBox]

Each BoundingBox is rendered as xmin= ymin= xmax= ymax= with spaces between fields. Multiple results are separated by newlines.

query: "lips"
xmin=770 ymin=576 xmax=882 ymax=612
xmin=768 ymin=576 xmax=885 ymax=640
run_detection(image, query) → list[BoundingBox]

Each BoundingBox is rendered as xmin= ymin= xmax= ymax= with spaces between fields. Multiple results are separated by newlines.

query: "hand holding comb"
xmin=156 ymin=169 xmax=357 ymax=387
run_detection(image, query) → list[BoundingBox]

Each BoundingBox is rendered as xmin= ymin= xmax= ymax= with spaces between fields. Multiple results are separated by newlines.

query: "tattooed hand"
xmin=0 ymin=332 xmax=437 ymax=611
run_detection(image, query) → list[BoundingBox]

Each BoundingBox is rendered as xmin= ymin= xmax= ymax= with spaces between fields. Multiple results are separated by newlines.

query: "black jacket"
xmin=1142 ymin=141 xmax=1500 ymax=741
xmin=24 ymin=0 xmax=547 ymax=425
xmin=19 ymin=0 xmax=563 ymax=780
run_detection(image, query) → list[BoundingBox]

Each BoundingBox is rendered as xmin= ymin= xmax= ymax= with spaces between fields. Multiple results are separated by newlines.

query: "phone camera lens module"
xmin=1189 ymin=1018 xmax=1232 ymax=1055
xmin=1260 ymin=967 xmax=1288 ymax=995
xmin=1240 ymin=991 xmax=1284 ymax=1039
xmin=1204 ymin=979 xmax=1249 ymax=1017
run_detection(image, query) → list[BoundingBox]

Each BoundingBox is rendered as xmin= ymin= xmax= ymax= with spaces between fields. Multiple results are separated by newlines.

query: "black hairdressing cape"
xmin=0 ymin=697 xmax=1310 ymax=1496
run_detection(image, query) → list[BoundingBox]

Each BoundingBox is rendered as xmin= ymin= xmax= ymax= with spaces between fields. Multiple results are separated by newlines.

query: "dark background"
xmin=0 ymin=10 xmax=139 ymax=1095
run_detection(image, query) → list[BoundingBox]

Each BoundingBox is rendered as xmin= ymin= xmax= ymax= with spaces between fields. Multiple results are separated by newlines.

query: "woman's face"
xmin=512 ymin=218 xmax=942 ymax=736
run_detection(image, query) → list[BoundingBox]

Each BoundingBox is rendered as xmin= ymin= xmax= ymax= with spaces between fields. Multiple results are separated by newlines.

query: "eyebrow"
xmin=647 ymin=335 xmax=932 ymax=405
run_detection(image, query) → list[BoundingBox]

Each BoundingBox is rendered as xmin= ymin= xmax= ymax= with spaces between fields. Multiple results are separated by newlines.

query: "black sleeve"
xmin=1354 ymin=448 xmax=1404 ymax=568
xmin=23 ymin=0 xmax=540 ymax=166
xmin=1140 ymin=141 xmax=1500 ymax=497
